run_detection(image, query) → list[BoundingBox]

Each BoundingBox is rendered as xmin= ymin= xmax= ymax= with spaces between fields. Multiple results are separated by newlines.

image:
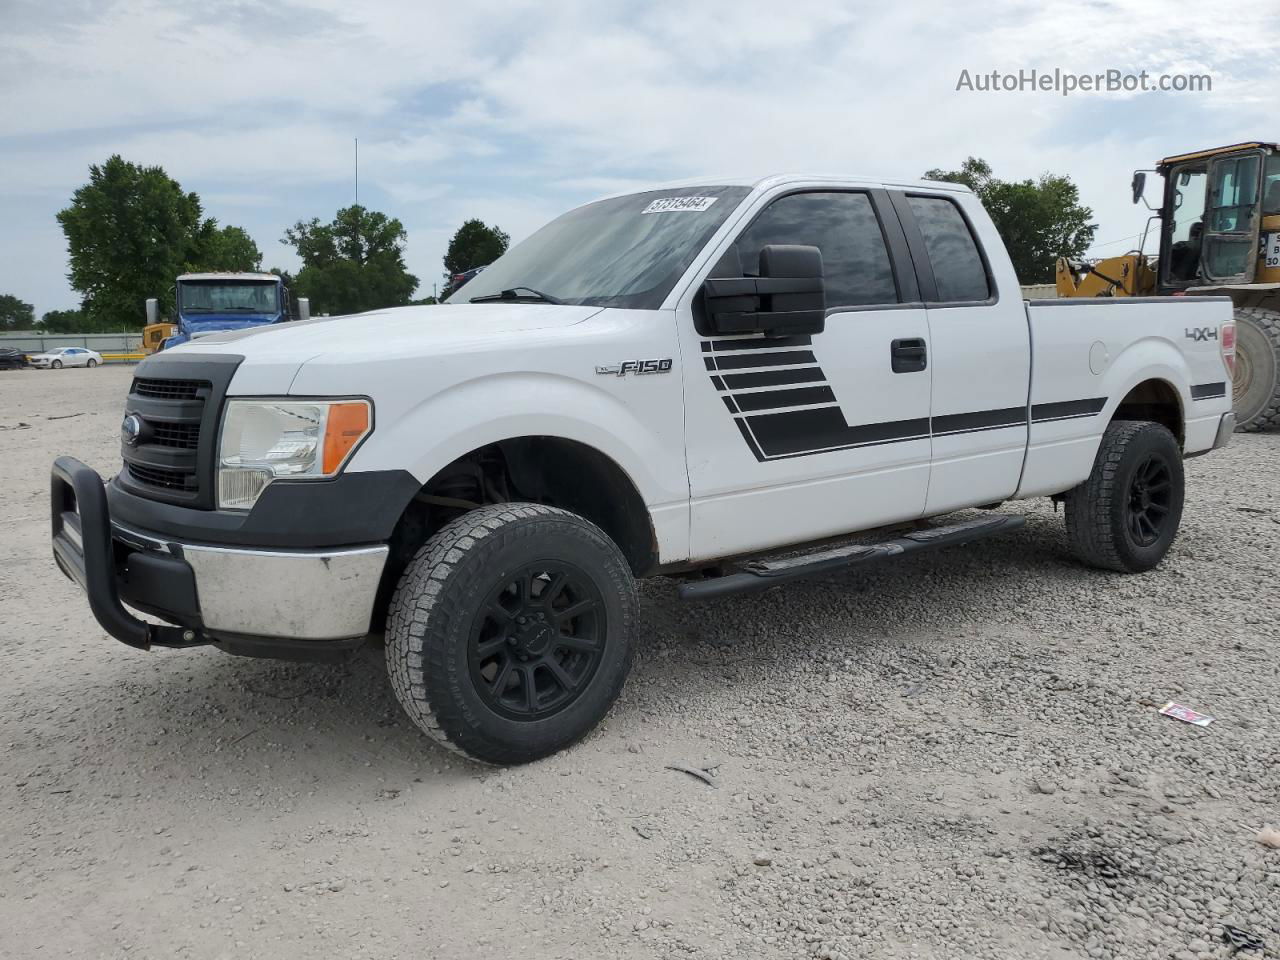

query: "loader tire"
xmin=1233 ymin=306 xmax=1280 ymax=431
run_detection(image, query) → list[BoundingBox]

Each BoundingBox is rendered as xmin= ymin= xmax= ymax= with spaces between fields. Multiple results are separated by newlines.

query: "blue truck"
xmin=146 ymin=272 xmax=309 ymax=350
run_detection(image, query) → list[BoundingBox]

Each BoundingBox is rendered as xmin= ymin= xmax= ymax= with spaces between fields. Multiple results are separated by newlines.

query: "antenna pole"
xmin=354 ymin=137 xmax=359 ymax=206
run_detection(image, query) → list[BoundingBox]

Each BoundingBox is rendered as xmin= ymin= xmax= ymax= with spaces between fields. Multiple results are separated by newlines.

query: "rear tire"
xmin=1233 ymin=306 xmax=1280 ymax=431
xmin=1064 ymin=420 xmax=1184 ymax=573
xmin=385 ymin=503 xmax=637 ymax=765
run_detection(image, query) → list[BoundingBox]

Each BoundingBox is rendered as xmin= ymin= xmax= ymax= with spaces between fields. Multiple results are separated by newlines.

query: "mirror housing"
xmin=1131 ymin=171 xmax=1147 ymax=205
xmin=702 ymin=244 xmax=825 ymax=337
xmin=144 ymin=298 xmax=159 ymax=326
xmin=296 ymin=297 xmax=311 ymax=322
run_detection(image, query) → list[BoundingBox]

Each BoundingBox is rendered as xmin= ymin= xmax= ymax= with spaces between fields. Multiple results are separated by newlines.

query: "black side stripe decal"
xmin=712 ymin=335 xmax=813 ymax=351
xmin=700 ymin=338 xmax=1109 ymax=461
xmin=733 ymin=386 xmax=837 ymax=412
xmin=711 ymin=350 xmax=818 ymax=371
xmin=747 ymin=408 xmax=930 ymax=457
xmin=1191 ymin=381 xmax=1227 ymax=401
xmin=721 ymin=367 xmax=826 ymax=389
xmin=1030 ymin=398 xmax=1107 ymax=422
xmin=933 ymin=406 xmax=1025 ymax=435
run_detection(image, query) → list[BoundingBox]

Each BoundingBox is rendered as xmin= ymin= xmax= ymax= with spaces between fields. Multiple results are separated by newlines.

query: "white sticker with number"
xmin=1266 ymin=233 xmax=1280 ymax=269
xmin=642 ymin=196 xmax=718 ymax=214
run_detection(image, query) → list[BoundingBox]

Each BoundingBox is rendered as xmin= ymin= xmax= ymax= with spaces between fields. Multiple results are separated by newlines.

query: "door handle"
xmin=891 ymin=338 xmax=927 ymax=373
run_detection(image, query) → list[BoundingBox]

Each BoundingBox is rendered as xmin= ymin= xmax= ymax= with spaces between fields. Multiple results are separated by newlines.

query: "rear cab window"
xmin=905 ymin=195 xmax=992 ymax=303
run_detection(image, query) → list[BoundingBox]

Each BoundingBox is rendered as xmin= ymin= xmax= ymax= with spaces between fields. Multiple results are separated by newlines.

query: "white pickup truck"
xmin=51 ymin=174 xmax=1236 ymax=764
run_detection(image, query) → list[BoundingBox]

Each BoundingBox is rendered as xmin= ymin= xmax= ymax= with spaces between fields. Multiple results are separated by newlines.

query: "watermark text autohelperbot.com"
xmin=956 ymin=68 xmax=1212 ymax=96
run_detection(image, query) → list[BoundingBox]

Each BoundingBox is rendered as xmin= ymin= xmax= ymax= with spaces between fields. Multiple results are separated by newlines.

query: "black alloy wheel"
xmin=1125 ymin=454 xmax=1173 ymax=547
xmin=469 ymin=562 xmax=605 ymax=721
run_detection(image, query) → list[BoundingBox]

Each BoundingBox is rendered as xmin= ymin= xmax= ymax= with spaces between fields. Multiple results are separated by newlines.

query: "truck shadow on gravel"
xmin=60 ymin=510 xmax=1098 ymax=781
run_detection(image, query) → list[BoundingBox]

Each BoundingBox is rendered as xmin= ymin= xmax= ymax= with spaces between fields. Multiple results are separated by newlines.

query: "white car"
xmin=30 ymin=347 xmax=103 ymax=369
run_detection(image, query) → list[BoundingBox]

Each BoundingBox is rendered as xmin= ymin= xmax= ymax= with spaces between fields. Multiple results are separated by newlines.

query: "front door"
xmin=678 ymin=187 xmax=933 ymax=562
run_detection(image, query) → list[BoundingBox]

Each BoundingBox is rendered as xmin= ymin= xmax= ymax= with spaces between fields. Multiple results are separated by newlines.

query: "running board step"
xmin=678 ymin=514 xmax=1026 ymax=601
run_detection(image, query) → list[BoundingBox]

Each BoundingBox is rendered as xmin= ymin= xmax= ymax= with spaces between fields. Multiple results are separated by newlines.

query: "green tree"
xmin=57 ymin=156 xmax=204 ymax=330
xmin=56 ymin=155 xmax=263 ymax=330
xmin=281 ymin=205 xmax=418 ymax=314
xmin=923 ymin=157 xmax=1097 ymax=283
xmin=38 ymin=309 xmax=88 ymax=333
xmin=0 ymin=294 xmax=35 ymax=332
xmin=190 ymin=223 xmax=262 ymax=272
xmin=444 ymin=219 xmax=509 ymax=278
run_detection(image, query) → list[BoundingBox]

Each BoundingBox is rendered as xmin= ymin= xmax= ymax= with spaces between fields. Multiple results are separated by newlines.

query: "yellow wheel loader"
xmin=1057 ymin=142 xmax=1280 ymax=430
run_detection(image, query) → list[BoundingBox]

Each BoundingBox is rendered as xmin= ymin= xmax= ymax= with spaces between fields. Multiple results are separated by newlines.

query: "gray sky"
xmin=2 ymin=0 xmax=1276 ymax=317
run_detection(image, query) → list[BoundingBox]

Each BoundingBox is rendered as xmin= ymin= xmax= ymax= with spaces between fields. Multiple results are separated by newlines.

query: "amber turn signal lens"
xmin=322 ymin=401 xmax=371 ymax=474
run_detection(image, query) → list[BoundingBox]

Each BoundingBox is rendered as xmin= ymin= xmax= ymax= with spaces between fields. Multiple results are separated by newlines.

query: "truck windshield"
xmin=452 ymin=186 xmax=752 ymax=309
xmin=180 ymin=281 xmax=279 ymax=314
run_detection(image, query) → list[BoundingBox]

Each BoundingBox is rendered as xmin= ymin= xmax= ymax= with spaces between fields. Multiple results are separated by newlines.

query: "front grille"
xmin=128 ymin=462 xmax=198 ymax=492
xmin=118 ymin=356 xmax=241 ymax=509
xmin=149 ymin=421 xmax=201 ymax=449
xmin=134 ymin=378 xmax=202 ymax=400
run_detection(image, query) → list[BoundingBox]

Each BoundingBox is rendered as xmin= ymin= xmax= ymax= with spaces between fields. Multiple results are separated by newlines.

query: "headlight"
xmin=217 ymin=398 xmax=372 ymax=510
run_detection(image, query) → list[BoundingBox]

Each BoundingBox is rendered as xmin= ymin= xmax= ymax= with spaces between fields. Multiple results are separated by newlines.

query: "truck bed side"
xmin=1016 ymin=296 xmax=1234 ymax=499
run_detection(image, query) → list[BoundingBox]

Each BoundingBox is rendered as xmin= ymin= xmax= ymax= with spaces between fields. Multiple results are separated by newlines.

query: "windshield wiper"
xmin=470 ymin=286 xmax=563 ymax=304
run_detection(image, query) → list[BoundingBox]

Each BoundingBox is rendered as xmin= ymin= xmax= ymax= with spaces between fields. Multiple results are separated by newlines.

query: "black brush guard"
xmin=51 ymin=456 xmax=202 ymax=650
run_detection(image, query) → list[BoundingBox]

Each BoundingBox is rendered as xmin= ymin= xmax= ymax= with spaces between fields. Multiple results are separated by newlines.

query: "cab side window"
xmin=733 ymin=192 xmax=899 ymax=309
xmin=906 ymin=196 xmax=991 ymax=302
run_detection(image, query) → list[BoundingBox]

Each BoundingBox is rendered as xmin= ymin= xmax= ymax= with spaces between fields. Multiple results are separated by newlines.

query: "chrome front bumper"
xmin=115 ymin=523 xmax=389 ymax=640
xmin=52 ymin=456 xmax=389 ymax=651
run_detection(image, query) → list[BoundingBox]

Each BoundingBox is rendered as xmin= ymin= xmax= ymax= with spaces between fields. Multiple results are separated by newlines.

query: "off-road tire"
xmin=1064 ymin=420 xmax=1185 ymax=573
xmin=386 ymin=503 xmax=638 ymax=765
xmin=1233 ymin=306 xmax=1280 ymax=431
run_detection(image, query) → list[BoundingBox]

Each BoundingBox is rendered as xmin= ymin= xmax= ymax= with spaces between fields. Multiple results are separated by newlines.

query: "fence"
xmin=1 ymin=331 xmax=144 ymax=362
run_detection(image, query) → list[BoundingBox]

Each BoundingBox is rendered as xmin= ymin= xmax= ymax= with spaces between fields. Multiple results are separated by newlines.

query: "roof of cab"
xmin=177 ymin=272 xmax=279 ymax=282
xmin=591 ymin=173 xmax=972 ymax=204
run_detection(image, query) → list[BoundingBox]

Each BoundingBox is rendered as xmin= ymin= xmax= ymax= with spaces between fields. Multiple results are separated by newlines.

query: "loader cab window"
xmin=1164 ymin=164 xmax=1207 ymax=284
xmin=1203 ymin=153 xmax=1263 ymax=280
xmin=1262 ymin=153 xmax=1280 ymax=216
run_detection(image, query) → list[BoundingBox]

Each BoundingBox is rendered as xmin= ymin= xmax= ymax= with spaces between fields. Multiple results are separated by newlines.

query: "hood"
xmin=179 ymin=312 xmax=279 ymax=333
xmin=167 ymin=302 xmax=605 ymax=393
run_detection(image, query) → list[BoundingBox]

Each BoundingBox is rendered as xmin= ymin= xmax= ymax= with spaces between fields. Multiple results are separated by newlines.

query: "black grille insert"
xmin=133 ymin=378 xmax=202 ymax=401
xmin=127 ymin=462 xmax=198 ymax=492
xmin=149 ymin=421 xmax=201 ymax=449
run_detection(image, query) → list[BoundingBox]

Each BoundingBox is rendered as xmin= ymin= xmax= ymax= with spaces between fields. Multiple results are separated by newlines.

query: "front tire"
xmin=1064 ymin=420 xmax=1185 ymax=573
xmin=87 ymin=358 xmax=98 ymax=368
xmin=386 ymin=503 xmax=637 ymax=764
xmin=51 ymin=360 xmax=62 ymax=369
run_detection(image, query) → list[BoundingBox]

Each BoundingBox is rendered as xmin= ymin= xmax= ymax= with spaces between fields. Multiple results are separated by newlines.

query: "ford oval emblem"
xmin=121 ymin=414 xmax=144 ymax=446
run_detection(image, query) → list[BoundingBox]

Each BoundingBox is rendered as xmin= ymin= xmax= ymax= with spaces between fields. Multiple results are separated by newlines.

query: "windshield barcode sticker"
xmin=642 ymin=196 xmax=718 ymax=214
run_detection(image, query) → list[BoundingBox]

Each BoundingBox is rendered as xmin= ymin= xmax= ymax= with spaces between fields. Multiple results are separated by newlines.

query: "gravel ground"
xmin=1 ymin=364 xmax=1278 ymax=960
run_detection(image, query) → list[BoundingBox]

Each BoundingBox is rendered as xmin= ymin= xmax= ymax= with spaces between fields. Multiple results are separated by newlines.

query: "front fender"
xmin=346 ymin=370 xmax=691 ymax=559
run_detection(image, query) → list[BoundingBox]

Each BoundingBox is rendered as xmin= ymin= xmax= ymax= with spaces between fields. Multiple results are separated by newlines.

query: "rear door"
xmin=679 ymin=186 xmax=933 ymax=561
xmin=889 ymin=191 xmax=1031 ymax=514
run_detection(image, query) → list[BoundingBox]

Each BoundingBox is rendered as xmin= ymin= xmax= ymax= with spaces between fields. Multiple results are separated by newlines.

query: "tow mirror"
xmin=145 ymin=298 xmax=158 ymax=326
xmin=1131 ymin=171 xmax=1146 ymax=205
xmin=297 ymin=297 xmax=311 ymax=322
xmin=702 ymin=244 xmax=826 ymax=337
